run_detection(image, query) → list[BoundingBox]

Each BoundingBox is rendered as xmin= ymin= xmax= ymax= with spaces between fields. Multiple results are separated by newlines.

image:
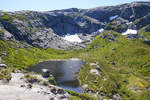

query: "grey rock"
xmin=112 ymin=48 xmax=116 ymax=50
xmin=20 ymin=85 xmax=26 ymax=87
xmin=82 ymin=84 xmax=88 ymax=91
xmin=41 ymin=69 xmax=50 ymax=78
xmin=3 ymin=30 xmax=13 ymax=40
xmin=0 ymin=1 xmax=150 ymax=49
xmin=90 ymin=69 xmax=99 ymax=75
xmin=0 ymin=64 xmax=7 ymax=68
xmin=96 ymin=66 xmax=102 ymax=71
xmin=51 ymin=88 xmax=57 ymax=94
xmin=99 ymin=96 xmax=103 ymax=100
xmin=57 ymin=88 xmax=65 ymax=94
xmin=113 ymin=94 xmax=121 ymax=100
xmin=94 ymin=80 xmax=98 ymax=84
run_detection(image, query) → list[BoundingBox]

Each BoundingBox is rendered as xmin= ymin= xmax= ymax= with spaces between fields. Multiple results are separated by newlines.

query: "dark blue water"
xmin=28 ymin=59 xmax=85 ymax=93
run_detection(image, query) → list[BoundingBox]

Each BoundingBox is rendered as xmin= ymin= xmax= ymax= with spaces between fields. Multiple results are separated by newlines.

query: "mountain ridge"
xmin=0 ymin=1 xmax=150 ymax=49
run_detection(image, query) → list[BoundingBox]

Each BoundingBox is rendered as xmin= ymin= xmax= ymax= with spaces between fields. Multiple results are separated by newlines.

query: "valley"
xmin=0 ymin=1 xmax=150 ymax=100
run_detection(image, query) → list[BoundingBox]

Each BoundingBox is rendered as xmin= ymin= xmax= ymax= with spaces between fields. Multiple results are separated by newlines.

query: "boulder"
xmin=112 ymin=48 xmax=116 ymax=50
xmin=94 ymin=80 xmax=98 ymax=84
xmin=82 ymin=84 xmax=88 ymax=91
xmin=0 ymin=64 xmax=7 ymax=68
xmin=99 ymin=96 xmax=103 ymax=100
xmin=41 ymin=68 xmax=50 ymax=78
xmin=51 ymin=88 xmax=57 ymax=94
xmin=90 ymin=69 xmax=99 ymax=75
xmin=59 ymin=95 xmax=67 ymax=99
xmin=27 ymin=83 xmax=32 ymax=89
xmin=113 ymin=94 xmax=121 ymax=100
xmin=57 ymin=88 xmax=65 ymax=94
xmin=96 ymin=66 xmax=102 ymax=71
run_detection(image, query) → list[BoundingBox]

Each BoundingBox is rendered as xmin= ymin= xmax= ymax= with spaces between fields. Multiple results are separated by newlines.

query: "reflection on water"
xmin=28 ymin=59 xmax=85 ymax=93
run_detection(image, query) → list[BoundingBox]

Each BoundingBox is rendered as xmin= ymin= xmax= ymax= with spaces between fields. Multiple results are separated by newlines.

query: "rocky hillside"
xmin=0 ymin=1 xmax=150 ymax=49
xmin=0 ymin=1 xmax=150 ymax=100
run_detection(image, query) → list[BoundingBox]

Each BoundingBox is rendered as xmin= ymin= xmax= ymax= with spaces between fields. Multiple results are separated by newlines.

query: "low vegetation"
xmin=0 ymin=29 xmax=150 ymax=99
xmin=0 ymin=28 xmax=5 ymax=36
xmin=66 ymin=90 xmax=99 ymax=100
xmin=72 ymin=31 xmax=150 ymax=99
xmin=0 ymin=13 xmax=11 ymax=21
xmin=105 ymin=20 xmax=125 ymax=32
xmin=131 ymin=14 xmax=150 ymax=29
xmin=0 ymin=68 xmax=12 ymax=81
xmin=0 ymin=40 xmax=71 ymax=69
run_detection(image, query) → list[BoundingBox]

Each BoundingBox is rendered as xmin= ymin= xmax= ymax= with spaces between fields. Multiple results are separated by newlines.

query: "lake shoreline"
xmin=28 ymin=58 xmax=85 ymax=93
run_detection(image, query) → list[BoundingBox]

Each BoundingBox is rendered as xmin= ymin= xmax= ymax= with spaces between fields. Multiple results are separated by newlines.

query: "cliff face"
xmin=0 ymin=1 xmax=150 ymax=49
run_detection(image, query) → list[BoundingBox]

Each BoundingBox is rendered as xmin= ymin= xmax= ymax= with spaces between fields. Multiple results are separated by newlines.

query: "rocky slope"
xmin=0 ymin=1 xmax=150 ymax=49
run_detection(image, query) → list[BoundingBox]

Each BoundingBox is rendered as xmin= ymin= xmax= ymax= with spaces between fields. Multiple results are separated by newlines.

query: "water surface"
xmin=28 ymin=58 xmax=85 ymax=92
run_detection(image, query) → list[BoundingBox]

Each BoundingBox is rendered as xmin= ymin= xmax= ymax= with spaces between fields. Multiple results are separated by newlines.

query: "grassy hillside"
xmin=0 ymin=30 xmax=150 ymax=99
xmin=138 ymin=24 xmax=150 ymax=40
xmin=71 ymin=31 xmax=150 ymax=99
xmin=0 ymin=40 xmax=71 ymax=69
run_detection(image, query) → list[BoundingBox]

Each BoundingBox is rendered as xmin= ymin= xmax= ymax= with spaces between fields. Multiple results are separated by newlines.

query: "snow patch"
xmin=98 ymin=28 xmax=104 ymax=33
xmin=63 ymin=34 xmax=82 ymax=43
xmin=92 ymin=28 xmax=104 ymax=34
xmin=122 ymin=29 xmax=137 ymax=35
xmin=109 ymin=15 xmax=119 ymax=21
xmin=126 ymin=22 xmax=132 ymax=25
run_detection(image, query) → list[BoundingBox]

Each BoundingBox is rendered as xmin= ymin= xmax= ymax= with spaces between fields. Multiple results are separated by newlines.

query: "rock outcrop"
xmin=0 ymin=1 xmax=150 ymax=49
xmin=0 ymin=72 xmax=70 ymax=100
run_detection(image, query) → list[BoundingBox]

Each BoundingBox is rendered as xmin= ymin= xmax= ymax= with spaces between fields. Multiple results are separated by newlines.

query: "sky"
xmin=1 ymin=0 xmax=149 ymax=11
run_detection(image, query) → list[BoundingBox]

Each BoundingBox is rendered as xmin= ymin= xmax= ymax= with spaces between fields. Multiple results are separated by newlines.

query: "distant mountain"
xmin=0 ymin=1 xmax=150 ymax=49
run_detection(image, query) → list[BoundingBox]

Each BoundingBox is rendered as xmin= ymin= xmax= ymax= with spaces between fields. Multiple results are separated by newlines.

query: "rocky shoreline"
xmin=0 ymin=71 xmax=71 ymax=100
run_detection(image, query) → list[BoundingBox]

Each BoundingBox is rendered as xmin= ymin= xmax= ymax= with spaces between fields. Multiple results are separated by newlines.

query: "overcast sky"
xmin=1 ymin=0 xmax=149 ymax=11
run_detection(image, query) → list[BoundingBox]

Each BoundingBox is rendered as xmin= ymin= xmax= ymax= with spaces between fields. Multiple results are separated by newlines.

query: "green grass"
xmin=0 ymin=68 xmax=12 ymax=81
xmin=66 ymin=90 xmax=99 ymax=100
xmin=140 ymin=32 xmax=150 ymax=39
xmin=0 ymin=13 xmax=11 ymax=21
xmin=105 ymin=20 xmax=125 ymax=32
xmin=138 ymin=24 xmax=150 ymax=33
xmin=0 ymin=40 xmax=71 ymax=69
xmin=71 ymin=31 xmax=150 ymax=99
xmin=0 ymin=30 xmax=150 ymax=99
xmin=138 ymin=24 xmax=150 ymax=39
xmin=0 ymin=29 xmax=5 ymax=36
